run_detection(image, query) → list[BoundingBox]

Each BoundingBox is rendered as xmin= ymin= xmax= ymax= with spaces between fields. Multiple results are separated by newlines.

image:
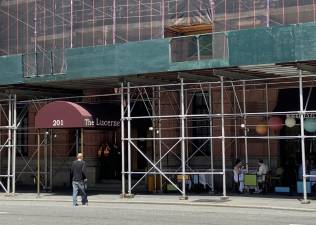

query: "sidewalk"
xmin=1 ymin=192 xmax=316 ymax=212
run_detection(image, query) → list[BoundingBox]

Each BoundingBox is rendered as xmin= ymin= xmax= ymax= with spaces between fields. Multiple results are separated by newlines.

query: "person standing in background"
xmin=233 ymin=159 xmax=245 ymax=193
xmin=257 ymin=159 xmax=269 ymax=193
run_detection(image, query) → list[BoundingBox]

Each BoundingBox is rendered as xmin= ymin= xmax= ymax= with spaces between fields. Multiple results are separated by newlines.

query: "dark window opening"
xmin=192 ymin=92 xmax=210 ymax=156
xmin=17 ymin=106 xmax=28 ymax=156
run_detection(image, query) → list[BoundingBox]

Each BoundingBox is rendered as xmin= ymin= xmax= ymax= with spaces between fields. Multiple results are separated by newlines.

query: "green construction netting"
xmin=0 ymin=1 xmax=316 ymax=77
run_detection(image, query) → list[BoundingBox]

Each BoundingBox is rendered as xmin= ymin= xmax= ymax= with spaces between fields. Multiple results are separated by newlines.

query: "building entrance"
xmin=97 ymin=143 xmax=121 ymax=180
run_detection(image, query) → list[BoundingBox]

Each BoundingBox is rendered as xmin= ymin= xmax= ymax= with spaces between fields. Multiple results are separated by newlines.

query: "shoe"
xmin=73 ymin=204 xmax=79 ymax=207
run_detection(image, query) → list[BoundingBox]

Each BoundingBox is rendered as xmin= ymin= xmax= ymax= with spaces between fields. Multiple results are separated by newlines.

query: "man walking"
xmin=71 ymin=153 xmax=88 ymax=206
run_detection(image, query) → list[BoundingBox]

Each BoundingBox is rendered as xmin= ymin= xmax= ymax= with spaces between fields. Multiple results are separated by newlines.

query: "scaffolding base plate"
xmin=4 ymin=193 xmax=16 ymax=197
xmin=120 ymin=193 xmax=135 ymax=199
xmin=179 ymin=196 xmax=188 ymax=200
xmin=220 ymin=196 xmax=229 ymax=201
xmin=301 ymin=200 xmax=310 ymax=204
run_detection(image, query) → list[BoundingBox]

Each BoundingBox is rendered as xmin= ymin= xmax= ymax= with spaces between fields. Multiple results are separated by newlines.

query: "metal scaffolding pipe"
xmin=124 ymin=135 xmax=316 ymax=140
xmin=44 ymin=131 xmax=48 ymax=190
xmin=37 ymin=131 xmax=40 ymax=197
xmin=266 ymin=84 xmax=271 ymax=167
xmin=112 ymin=0 xmax=116 ymax=44
xmin=127 ymin=82 xmax=132 ymax=196
xmin=299 ymin=71 xmax=309 ymax=204
xmin=158 ymin=86 xmax=162 ymax=191
xmin=7 ymin=94 xmax=12 ymax=193
xmin=75 ymin=129 xmax=79 ymax=155
xmin=130 ymin=139 xmax=181 ymax=191
xmin=34 ymin=0 xmax=38 ymax=76
xmin=221 ymin=76 xmax=227 ymax=198
xmin=130 ymin=141 xmax=183 ymax=194
xmin=123 ymin=110 xmax=316 ymax=119
xmin=125 ymin=171 xmax=224 ymax=175
xmin=152 ymin=86 xmax=157 ymax=191
xmin=121 ymin=82 xmax=126 ymax=196
xmin=122 ymin=74 xmax=316 ymax=90
xmin=80 ymin=128 xmax=83 ymax=155
xmin=266 ymin=0 xmax=270 ymax=27
xmin=12 ymin=94 xmax=17 ymax=194
xmin=208 ymin=83 xmax=214 ymax=192
xmin=49 ymin=129 xmax=53 ymax=191
xmin=70 ymin=0 xmax=73 ymax=48
xmin=243 ymin=81 xmax=248 ymax=171
xmin=233 ymin=89 xmax=238 ymax=160
xmin=180 ymin=78 xmax=187 ymax=199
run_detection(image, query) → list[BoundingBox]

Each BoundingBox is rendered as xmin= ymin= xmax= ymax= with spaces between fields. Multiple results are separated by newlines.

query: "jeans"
xmin=72 ymin=180 xmax=88 ymax=206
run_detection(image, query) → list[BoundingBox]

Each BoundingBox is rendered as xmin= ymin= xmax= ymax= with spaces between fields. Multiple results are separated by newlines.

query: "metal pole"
xmin=220 ymin=76 xmax=228 ymax=199
xmin=299 ymin=70 xmax=309 ymax=204
xmin=49 ymin=129 xmax=53 ymax=191
xmin=50 ymin=51 xmax=54 ymax=75
xmin=34 ymin=0 xmax=38 ymax=76
xmin=161 ymin=0 xmax=165 ymax=38
xmin=113 ymin=0 xmax=116 ymax=44
xmin=12 ymin=94 xmax=17 ymax=194
xmin=158 ymin=86 xmax=162 ymax=191
xmin=266 ymin=0 xmax=270 ymax=27
xmin=208 ymin=84 xmax=214 ymax=192
xmin=180 ymin=78 xmax=187 ymax=200
xmin=37 ymin=131 xmax=40 ymax=197
xmin=265 ymin=84 xmax=271 ymax=167
xmin=127 ymin=82 xmax=133 ymax=197
xmin=44 ymin=130 xmax=48 ymax=190
xmin=80 ymin=128 xmax=83 ymax=155
xmin=152 ymin=87 xmax=157 ymax=191
xmin=185 ymin=89 xmax=189 ymax=161
xmin=70 ymin=0 xmax=73 ymax=48
xmin=7 ymin=94 xmax=12 ymax=194
xmin=121 ymin=83 xmax=126 ymax=197
xmin=233 ymin=87 xmax=238 ymax=159
xmin=76 ymin=129 xmax=79 ymax=155
xmin=0 ymin=125 xmax=1 ymax=179
xmin=243 ymin=81 xmax=248 ymax=171
xmin=197 ymin=37 xmax=200 ymax=61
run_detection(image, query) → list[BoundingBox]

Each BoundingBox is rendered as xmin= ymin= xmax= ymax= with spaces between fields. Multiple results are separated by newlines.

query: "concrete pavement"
xmin=1 ymin=192 xmax=316 ymax=212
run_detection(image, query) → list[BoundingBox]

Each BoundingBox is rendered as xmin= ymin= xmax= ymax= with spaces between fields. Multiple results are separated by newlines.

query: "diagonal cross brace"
xmin=130 ymin=140 xmax=183 ymax=194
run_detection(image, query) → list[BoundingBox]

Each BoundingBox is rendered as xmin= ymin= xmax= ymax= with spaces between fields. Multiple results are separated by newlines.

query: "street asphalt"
xmin=0 ymin=200 xmax=316 ymax=225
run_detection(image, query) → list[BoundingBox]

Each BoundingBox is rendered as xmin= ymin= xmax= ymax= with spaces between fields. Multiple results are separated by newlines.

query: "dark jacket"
xmin=70 ymin=160 xmax=87 ymax=182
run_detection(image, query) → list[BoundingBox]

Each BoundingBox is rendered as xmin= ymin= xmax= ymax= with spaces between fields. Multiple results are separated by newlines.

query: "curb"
xmin=1 ymin=197 xmax=316 ymax=212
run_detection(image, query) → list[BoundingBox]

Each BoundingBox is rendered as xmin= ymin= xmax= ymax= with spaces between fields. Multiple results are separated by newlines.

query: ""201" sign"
xmin=52 ymin=120 xmax=64 ymax=127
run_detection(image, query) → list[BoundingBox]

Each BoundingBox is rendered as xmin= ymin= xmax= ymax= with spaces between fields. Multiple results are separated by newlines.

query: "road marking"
xmin=0 ymin=212 xmax=8 ymax=214
xmin=289 ymin=224 xmax=304 ymax=225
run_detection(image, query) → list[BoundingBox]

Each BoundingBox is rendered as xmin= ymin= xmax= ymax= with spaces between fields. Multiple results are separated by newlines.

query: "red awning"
xmin=35 ymin=101 xmax=93 ymax=129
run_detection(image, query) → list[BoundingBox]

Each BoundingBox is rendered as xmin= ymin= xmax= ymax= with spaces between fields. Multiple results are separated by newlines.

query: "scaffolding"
xmin=0 ymin=93 xmax=16 ymax=194
xmin=119 ymin=71 xmax=316 ymax=202
xmin=0 ymin=1 xmax=315 ymax=205
xmin=0 ymin=71 xmax=315 ymax=204
xmin=1 ymin=0 xmax=316 ymax=56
